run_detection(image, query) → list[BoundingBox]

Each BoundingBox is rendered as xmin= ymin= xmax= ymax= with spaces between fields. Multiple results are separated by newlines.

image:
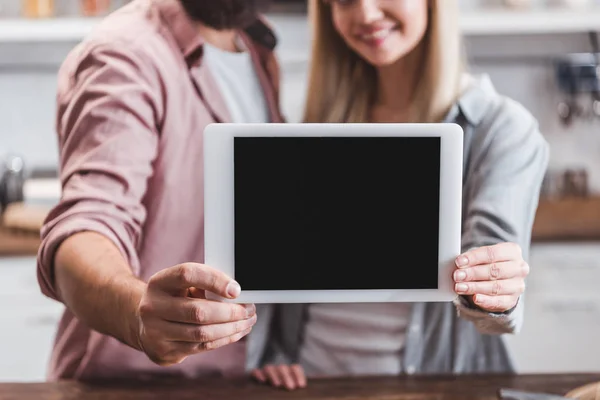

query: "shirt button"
xmin=406 ymin=366 xmax=416 ymax=375
xmin=410 ymin=324 xmax=421 ymax=333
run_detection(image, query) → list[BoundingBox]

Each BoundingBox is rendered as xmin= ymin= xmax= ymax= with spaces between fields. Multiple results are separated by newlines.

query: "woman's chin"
xmin=359 ymin=53 xmax=401 ymax=68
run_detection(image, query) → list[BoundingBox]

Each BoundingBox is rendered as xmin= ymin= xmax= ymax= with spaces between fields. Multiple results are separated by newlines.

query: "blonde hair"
xmin=304 ymin=0 xmax=464 ymax=123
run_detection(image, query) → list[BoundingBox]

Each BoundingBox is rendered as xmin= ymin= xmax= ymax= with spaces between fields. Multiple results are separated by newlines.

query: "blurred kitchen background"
xmin=1 ymin=0 xmax=600 ymax=382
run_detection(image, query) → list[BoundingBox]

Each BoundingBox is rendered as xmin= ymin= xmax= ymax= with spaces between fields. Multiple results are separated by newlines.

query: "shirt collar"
xmin=154 ymin=0 xmax=205 ymax=65
xmin=445 ymin=74 xmax=497 ymax=126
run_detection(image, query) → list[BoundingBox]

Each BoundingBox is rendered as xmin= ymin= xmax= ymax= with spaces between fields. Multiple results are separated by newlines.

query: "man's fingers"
xmin=455 ymin=278 xmax=525 ymax=296
xmin=145 ymin=295 xmax=256 ymax=325
xmin=252 ymin=369 xmax=267 ymax=383
xmin=187 ymin=287 xmax=206 ymax=299
xmin=264 ymin=365 xmax=283 ymax=388
xmin=456 ymin=243 xmax=522 ymax=268
xmin=454 ymin=261 xmax=529 ymax=282
xmin=473 ymin=294 xmax=519 ymax=312
xmin=291 ymin=364 xmax=307 ymax=388
xmin=156 ymin=315 xmax=257 ymax=343
xmin=252 ymin=365 xmax=306 ymax=390
xmin=149 ymin=263 xmax=241 ymax=299
xmin=194 ymin=326 xmax=253 ymax=352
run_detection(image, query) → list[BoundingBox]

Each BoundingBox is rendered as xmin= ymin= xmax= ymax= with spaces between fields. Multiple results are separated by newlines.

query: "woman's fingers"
xmin=454 ymin=261 xmax=529 ymax=282
xmin=256 ymin=365 xmax=306 ymax=390
xmin=264 ymin=365 xmax=283 ymax=388
xmin=455 ymin=278 xmax=525 ymax=296
xmin=251 ymin=368 xmax=267 ymax=383
xmin=278 ymin=365 xmax=297 ymax=390
xmin=291 ymin=364 xmax=307 ymax=388
xmin=456 ymin=243 xmax=522 ymax=268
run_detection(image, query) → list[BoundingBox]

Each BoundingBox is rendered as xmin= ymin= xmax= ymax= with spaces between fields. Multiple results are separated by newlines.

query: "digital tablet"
xmin=204 ymin=123 xmax=463 ymax=304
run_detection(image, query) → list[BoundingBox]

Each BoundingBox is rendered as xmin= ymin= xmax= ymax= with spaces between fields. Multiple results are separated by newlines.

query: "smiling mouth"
xmin=358 ymin=27 xmax=398 ymax=46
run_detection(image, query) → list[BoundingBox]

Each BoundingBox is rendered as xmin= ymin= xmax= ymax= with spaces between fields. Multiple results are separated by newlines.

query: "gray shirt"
xmin=253 ymin=74 xmax=550 ymax=375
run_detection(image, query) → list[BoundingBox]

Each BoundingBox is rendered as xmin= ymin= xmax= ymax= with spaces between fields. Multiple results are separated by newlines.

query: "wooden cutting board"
xmin=2 ymin=203 xmax=49 ymax=233
xmin=0 ymin=227 xmax=40 ymax=256
xmin=532 ymin=196 xmax=600 ymax=241
xmin=0 ymin=203 xmax=48 ymax=256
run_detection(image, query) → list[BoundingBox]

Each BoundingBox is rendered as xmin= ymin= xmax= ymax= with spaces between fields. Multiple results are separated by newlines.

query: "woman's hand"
xmin=251 ymin=364 xmax=307 ymax=391
xmin=453 ymin=243 xmax=529 ymax=313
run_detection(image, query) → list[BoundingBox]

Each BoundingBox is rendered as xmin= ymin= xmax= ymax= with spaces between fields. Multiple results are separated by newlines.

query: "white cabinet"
xmin=1 ymin=244 xmax=600 ymax=380
xmin=0 ymin=257 xmax=64 ymax=382
xmin=504 ymin=243 xmax=600 ymax=373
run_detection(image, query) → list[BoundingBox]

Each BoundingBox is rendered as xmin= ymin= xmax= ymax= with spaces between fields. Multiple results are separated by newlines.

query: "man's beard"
xmin=179 ymin=0 xmax=272 ymax=29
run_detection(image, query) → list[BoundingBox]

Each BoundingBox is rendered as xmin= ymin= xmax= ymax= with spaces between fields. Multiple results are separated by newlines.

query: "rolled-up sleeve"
xmin=37 ymin=43 xmax=162 ymax=301
xmin=455 ymin=99 xmax=550 ymax=334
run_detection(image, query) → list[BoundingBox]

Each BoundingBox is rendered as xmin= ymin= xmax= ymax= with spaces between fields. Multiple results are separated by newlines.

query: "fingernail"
xmin=226 ymin=280 xmax=241 ymax=298
xmin=474 ymin=295 xmax=486 ymax=306
xmin=454 ymin=270 xmax=467 ymax=282
xmin=456 ymin=256 xmax=469 ymax=267
xmin=455 ymin=283 xmax=468 ymax=293
xmin=245 ymin=304 xmax=256 ymax=318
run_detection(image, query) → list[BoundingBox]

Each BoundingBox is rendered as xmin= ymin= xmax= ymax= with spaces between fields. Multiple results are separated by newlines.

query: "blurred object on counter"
xmin=540 ymin=167 xmax=589 ymax=199
xmin=556 ymin=99 xmax=581 ymax=127
xmin=80 ymin=0 xmax=111 ymax=17
xmin=534 ymin=167 xmax=597 ymax=241
xmin=547 ymin=0 xmax=593 ymax=8
xmin=0 ymin=154 xmax=60 ymax=215
xmin=21 ymin=0 xmax=54 ymax=18
xmin=540 ymin=169 xmax=563 ymax=200
xmin=563 ymin=168 xmax=589 ymax=198
xmin=0 ymin=153 xmax=53 ymax=256
xmin=0 ymin=155 xmax=43 ymax=256
xmin=554 ymin=52 xmax=600 ymax=126
xmin=502 ymin=0 xmax=534 ymax=8
xmin=0 ymin=154 xmax=25 ymax=215
xmin=23 ymin=177 xmax=61 ymax=206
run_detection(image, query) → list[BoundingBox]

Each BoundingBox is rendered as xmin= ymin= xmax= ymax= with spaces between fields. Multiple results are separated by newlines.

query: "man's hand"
xmin=252 ymin=364 xmax=307 ymax=391
xmin=136 ymin=263 xmax=257 ymax=366
xmin=453 ymin=243 xmax=529 ymax=313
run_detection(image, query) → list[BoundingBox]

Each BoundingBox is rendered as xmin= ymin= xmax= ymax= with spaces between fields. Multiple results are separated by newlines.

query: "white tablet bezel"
xmin=204 ymin=123 xmax=463 ymax=304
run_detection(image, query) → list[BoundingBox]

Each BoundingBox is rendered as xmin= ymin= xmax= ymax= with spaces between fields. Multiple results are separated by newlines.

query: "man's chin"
xmin=179 ymin=0 xmax=272 ymax=30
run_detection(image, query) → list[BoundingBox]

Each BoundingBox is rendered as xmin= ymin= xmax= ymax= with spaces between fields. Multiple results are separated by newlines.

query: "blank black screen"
xmin=234 ymin=137 xmax=440 ymax=291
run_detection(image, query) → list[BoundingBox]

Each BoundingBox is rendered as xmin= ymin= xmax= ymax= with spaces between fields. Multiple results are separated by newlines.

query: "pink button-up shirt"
xmin=37 ymin=0 xmax=283 ymax=381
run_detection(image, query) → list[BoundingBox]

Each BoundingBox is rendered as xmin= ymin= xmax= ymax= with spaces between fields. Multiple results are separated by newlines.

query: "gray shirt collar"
xmin=444 ymin=74 xmax=497 ymax=126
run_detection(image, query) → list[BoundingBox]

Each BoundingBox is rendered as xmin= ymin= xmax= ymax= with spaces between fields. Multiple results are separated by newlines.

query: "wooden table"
xmin=1 ymin=374 xmax=599 ymax=400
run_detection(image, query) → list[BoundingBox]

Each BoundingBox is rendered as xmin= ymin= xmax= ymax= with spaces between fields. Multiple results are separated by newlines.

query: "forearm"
xmin=54 ymin=231 xmax=145 ymax=350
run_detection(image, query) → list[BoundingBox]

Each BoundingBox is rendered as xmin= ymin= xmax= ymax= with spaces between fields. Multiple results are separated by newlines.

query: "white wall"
xmin=1 ymin=18 xmax=599 ymax=191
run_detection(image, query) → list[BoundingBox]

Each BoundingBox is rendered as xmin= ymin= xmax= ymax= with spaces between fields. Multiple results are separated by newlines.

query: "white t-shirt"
xmin=203 ymin=42 xmax=269 ymax=124
xmin=300 ymin=302 xmax=412 ymax=376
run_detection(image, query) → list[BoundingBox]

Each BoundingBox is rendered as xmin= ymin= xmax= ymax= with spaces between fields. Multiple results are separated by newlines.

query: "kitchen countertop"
xmin=1 ymin=374 xmax=600 ymax=400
